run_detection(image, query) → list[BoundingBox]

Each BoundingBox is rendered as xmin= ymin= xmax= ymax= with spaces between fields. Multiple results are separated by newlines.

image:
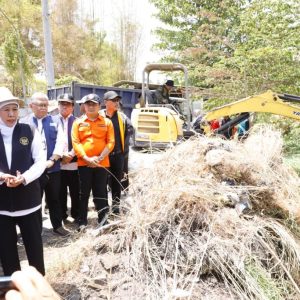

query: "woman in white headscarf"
xmin=0 ymin=87 xmax=46 ymax=276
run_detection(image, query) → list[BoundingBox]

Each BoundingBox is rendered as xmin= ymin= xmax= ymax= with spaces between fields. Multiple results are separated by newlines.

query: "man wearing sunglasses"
xmin=101 ymin=91 xmax=133 ymax=215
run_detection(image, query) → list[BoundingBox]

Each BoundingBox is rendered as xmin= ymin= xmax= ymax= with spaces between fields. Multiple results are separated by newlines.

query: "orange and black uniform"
xmin=72 ymin=114 xmax=114 ymax=225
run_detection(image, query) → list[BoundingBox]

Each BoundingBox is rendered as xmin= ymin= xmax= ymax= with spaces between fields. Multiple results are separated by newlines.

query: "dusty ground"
xmin=0 ymin=148 xmax=163 ymax=291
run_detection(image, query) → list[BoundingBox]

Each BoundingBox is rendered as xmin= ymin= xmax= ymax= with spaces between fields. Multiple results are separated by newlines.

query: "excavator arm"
xmin=202 ymin=90 xmax=300 ymax=134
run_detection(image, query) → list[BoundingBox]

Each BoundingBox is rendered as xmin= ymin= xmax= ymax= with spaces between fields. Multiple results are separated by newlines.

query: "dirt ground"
xmin=0 ymin=148 xmax=163 ymax=289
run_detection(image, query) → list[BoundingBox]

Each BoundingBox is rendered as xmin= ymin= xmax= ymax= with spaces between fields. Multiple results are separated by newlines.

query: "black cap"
xmin=83 ymin=93 xmax=101 ymax=104
xmin=103 ymin=91 xmax=122 ymax=100
xmin=165 ymin=80 xmax=174 ymax=87
xmin=57 ymin=93 xmax=74 ymax=103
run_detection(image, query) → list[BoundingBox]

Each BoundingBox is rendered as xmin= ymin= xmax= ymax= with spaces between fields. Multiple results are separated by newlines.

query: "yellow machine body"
xmin=201 ymin=90 xmax=300 ymax=134
xmin=131 ymin=106 xmax=184 ymax=148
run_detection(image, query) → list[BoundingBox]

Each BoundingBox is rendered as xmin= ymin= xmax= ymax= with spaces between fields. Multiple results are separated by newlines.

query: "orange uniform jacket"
xmin=71 ymin=114 xmax=115 ymax=167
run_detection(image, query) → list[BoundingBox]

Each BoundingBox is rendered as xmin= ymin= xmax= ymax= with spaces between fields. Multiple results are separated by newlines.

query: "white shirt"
xmin=59 ymin=114 xmax=77 ymax=171
xmin=0 ymin=121 xmax=47 ymax=216
xmin=20 ymin=113 xmax=65 ymax=158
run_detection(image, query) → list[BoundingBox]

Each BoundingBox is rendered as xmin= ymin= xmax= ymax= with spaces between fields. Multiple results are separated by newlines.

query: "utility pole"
xmin=41 ymin=0 xmax=55 ymax=88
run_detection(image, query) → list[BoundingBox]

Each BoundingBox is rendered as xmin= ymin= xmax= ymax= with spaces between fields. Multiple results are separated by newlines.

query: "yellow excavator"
xmin=131 ymin=63 xmax=193 ymax=148
xmin=193 ymin=90 xmax=300 ymax=136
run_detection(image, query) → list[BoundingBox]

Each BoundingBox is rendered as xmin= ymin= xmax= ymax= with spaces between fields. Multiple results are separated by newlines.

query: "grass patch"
xmin=245 ymin=260 xmax=283 ymax=300
xmin=284 ymin=154 xmax=300 ymax=176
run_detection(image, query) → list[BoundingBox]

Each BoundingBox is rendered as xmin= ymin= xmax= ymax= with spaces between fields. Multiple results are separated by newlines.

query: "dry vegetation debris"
xmin=48 ymin=125 xmax=300 ymax=300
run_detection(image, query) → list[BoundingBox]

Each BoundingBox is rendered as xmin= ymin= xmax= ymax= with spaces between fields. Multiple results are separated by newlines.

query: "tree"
xmin=109 ymin=0 xmax=142 ymax=81
xmin=0 ymin=0 xmax=42 ymax=95
xmin=2 ymin=31 xmax=32 ymax=90
xmin=230 ymin=0 xmax=300 ymax=95
xmin=150 ymin=0 xmax=300 ymax=101
xmin=50 ymin=0 xmax=126 ymax=85
xmin=0 ymin=0 xmax=130 ymax=92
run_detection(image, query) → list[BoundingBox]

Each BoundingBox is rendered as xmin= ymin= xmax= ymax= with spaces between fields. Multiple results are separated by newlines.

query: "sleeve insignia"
xmin=19 ymin=137 xmax=29 ymax=145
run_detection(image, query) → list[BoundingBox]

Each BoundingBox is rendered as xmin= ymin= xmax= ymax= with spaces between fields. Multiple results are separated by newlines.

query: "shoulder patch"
xmin=19 ymin=137 xmax=29 ymax=146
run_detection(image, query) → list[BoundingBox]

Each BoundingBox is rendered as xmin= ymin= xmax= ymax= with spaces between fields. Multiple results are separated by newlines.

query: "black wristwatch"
xmin=49 ymin=157 xmax=58 ymax=162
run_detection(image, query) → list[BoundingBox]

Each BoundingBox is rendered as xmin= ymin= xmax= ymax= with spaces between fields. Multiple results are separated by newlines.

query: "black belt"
xmin=110 ymin=150 xmax=122 ymax=156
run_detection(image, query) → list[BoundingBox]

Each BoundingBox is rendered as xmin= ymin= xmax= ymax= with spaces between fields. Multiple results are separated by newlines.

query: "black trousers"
xmin=43 ymin=171 xmax=63 ymax=230
xmin=59 ymin=169 xmax=80 ymax=220
xmin=0 ymin=209 xmax=45 ymax=276
xmin=109 ymin=153 xmax=125 ymax=213
xmin=78 ymin=166 xmax=108 ymax=225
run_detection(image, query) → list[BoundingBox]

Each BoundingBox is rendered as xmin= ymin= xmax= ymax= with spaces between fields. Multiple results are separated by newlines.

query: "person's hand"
xmin=5 ymin=171 xmax=25 ymax=187
xmin=5 ymin=266 xmax=60 ymax=300
xmin=97 ymin=155 xmax=104 ymax=162
xmin=45 ymin=160 xmax=55 ymax=169
xmin=83 ymin=156 xmax=99 ymax=168
xmin=0 ymin=173 xmax=16 ymax=183
xmin=46 ymin=155 xmax=60 ymax=168
xmin=61 ymin=153 xmax=73 ymax=165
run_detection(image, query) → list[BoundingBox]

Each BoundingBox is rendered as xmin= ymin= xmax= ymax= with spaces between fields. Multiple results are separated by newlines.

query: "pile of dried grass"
xmin=116 ymin=125 xmax=300 ymax=299
xmin=46 ymin=126 xmax=300 ymax=299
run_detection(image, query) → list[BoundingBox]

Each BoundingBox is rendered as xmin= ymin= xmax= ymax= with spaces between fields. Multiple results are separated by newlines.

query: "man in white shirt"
xmin=53 ymin=94 xmax=80 ymax=224
xmin=20 ymin=92 xmax=70 ymax=237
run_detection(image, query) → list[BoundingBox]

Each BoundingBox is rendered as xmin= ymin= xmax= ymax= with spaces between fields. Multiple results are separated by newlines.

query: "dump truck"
xmin=47 ymin=81 xmax=141 ymax=118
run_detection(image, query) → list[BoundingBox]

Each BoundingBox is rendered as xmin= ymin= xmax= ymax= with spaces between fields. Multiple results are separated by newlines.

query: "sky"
xmin=78 ymin=0 xmax=164 ymax=82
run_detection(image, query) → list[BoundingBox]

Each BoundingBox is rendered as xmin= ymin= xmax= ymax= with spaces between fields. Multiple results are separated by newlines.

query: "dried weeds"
xmin=47 ymin=125 xmax=300 ymax=299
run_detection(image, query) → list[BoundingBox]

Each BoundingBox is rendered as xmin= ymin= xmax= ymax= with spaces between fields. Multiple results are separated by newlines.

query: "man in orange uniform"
xmin=72 ymin=94 xmax=115 ymax=231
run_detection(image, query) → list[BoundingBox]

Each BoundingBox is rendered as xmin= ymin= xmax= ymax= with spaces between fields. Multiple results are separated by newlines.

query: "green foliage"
xmin=254 ymin=113 xmax=300 ymax=175
xmin=254 ymin=113 xmax=300 ymax=155
xmin=2 ymin=31 xmax=32 ymax=79
xmin=231 ymin=0 xmax=300 ymax=96
xmin=150 ymin=0 xmax=300 ymax=97
xmin=284 ymin=155 xmax=300 ymax=176
xmin=151 ymin=0 xmax=300 ymax=163
xmin=0 ymin=0 xmax=42 ymax=94
xmin=30 ymin=77 xmax=47 ymax=94
xmin=245 ymin=259 xmax=285 ymax=299
xmin=283 ymin=124 xmax=300 ymax=155
xmin=203 ymin=96 xmax=232 ymax=112
xmin=55 ymin=75 xmax=90 ymax=86
xmin=0 ymin=0 xmax=130 ymax=92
